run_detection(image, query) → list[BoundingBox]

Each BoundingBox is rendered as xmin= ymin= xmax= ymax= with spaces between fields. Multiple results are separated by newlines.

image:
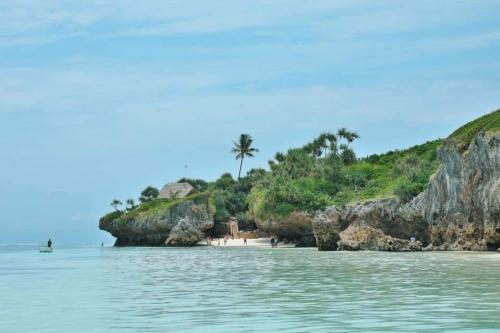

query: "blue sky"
xmin=1 ymin=0 xmax=499 ymax=244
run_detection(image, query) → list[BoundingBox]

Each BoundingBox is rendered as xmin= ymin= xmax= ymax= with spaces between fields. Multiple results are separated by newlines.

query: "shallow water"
xmin=1 ymin=246 xmax=499 ymax=332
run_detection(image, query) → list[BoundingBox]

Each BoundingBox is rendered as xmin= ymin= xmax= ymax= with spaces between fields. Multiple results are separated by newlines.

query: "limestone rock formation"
xmin=165 ymin=217 xmax=206 ymax=246
xmin=313 ymin=198 xmax=425 ymax=251
xmin=256 ymin=211 xmax=317 ymax=247
xmin=313 ymin=131 xmax=499 ymax=251
xmin=313 ymin=209 xmax=345 ymax=250
xmin=99 ymin=195 xmax=213 ymax=246
xmin=417 ymin=132 xmax=500 ymax=250
xmin=337 ymin=223 xmax=422 ymax=251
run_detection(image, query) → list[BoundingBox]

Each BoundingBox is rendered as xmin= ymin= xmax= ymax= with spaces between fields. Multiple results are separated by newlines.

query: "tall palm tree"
xmin=231 ymin=134 xmax=259 ymax=180
xmin=337 ymin=128 xmax=359 ymax=147
xmin=326 ymin=133 xmax=338 ymax=155
xmin=337 ymin=127 xmax=349 ymax=144
xmin=345 ymin=131 xmax=359 ymax=146
xmin=318 ymin=132 xmax=338 ymax=157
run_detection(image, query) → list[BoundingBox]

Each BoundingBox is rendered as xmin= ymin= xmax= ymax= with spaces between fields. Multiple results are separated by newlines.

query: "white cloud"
xmin=0 ymin=66 xmax=226 ymax=113
xmin=0 ymin=1 xmax=453 ymax=44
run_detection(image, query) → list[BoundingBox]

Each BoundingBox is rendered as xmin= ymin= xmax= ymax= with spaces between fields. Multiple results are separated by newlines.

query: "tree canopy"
xmin=139 ymin=186 xmax=159 ymax=203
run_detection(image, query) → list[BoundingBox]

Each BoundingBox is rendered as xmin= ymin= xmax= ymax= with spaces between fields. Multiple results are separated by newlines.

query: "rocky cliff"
xmin=99 ymin=194 xmax=214 ymax=246
xmin=313 ymin=131 xmax=500 ymax=251
xmin=254 ymin=211 xmax=317 ymax=247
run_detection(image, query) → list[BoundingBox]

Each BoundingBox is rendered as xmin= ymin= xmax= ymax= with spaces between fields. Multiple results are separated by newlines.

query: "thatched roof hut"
xmin=158 ymin=182 xmax=196 ymax=199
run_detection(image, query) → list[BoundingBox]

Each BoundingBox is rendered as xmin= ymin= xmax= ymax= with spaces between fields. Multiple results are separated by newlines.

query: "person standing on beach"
xmin=47 ymin=238 xmax=52 ymax=248
xmin=224 ymin=234 xmax=228 ymax=246
xmin=243 ymin=234 xmax=248 ymax=245
xmin=270 ymin=237 xmax=275 ymax=248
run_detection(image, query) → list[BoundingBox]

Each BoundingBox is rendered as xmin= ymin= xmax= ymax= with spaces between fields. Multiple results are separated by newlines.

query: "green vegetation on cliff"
xmin=100 ymin=192 xmax=213 ymax=227
xmin=337 ymin=139 xmax=442 ymax=204
xmin=247 ymin=134 xmax=442 ymax=227
xmin=248 ymin=110 xmax=499 ymax=226
xmin=449 ymin=109 xmax=500 ymax=147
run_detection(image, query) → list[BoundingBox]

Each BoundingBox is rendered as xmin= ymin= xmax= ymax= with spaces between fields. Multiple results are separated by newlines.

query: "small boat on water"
xmin=39 ymin=246 xmax=53 ymax=253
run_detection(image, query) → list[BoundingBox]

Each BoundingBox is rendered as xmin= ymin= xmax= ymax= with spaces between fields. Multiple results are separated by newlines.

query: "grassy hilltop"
xmin=449 ymin=109 xmax=500 ymax=148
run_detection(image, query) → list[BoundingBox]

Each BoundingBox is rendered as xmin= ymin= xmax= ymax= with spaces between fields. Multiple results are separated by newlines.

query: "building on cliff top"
xmin=158 ymin=182 xmax=196 ymax=199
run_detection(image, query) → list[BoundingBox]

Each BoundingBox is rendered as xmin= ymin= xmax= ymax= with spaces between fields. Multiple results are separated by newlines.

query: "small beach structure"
xmin=227 ymin=217 xmax=239 ymax=238
xmin=158 ymin=182 xmax=196 ymax=199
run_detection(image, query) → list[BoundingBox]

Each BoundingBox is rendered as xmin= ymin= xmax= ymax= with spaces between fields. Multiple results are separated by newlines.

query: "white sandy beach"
xmin=198 ymin=237 xmax=296 ymax=248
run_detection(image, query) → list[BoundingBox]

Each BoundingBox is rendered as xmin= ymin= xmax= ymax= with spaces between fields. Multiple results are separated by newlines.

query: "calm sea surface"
xmin=1 ymin=246 xmax=499 ymax=332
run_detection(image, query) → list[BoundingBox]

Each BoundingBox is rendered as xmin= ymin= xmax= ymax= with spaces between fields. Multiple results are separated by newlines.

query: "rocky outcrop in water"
xmin=337 ymin=223 xmax=422 ymax=251
xmin=313 ymin=131 xmax=500 ymax=251
xmin=99 ymin=195 xmax=214 ymax=246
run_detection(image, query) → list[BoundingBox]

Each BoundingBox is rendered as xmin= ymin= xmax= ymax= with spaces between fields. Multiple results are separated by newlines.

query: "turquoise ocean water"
xmin=1 ymin=246 xmax=499 ymax=332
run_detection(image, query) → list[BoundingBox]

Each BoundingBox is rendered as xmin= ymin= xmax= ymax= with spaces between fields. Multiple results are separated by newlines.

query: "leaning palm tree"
xmin=231 ymin=133 xmax=259 ymax=180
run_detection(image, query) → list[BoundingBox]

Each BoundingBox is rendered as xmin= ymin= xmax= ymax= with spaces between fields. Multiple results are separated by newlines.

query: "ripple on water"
xmin=1 ymin=248 xmax=499 ymax=332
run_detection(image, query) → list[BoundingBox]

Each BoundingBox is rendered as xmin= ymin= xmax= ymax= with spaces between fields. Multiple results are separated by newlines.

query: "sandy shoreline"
xmin=198 ymin=237 xmax=296 ymax=248
xmin=195 ymin=239 xmax=500 ymax=252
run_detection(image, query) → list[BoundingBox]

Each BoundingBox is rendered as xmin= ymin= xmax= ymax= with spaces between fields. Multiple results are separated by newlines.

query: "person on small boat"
xmin=47 ymin=238 xmax=52 ymax=248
